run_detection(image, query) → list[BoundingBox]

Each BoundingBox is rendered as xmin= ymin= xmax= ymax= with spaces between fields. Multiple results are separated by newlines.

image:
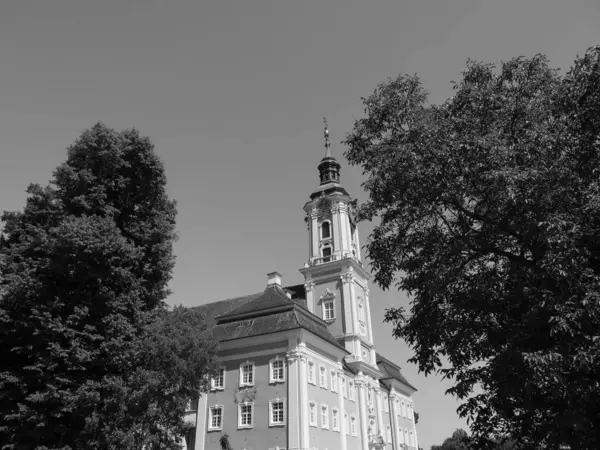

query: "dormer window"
xmin=321 ymin=221 xmax=331 ymax=239
xmin=320 ymin=289 xmax=336 ymax=322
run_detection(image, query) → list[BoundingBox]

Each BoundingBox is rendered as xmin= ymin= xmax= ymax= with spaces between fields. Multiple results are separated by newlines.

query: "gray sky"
xmin=1 ymin=0 xmax=599 ymax=448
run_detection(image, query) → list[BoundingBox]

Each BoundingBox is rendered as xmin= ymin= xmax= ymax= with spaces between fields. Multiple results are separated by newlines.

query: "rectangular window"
xmin=209 ymin=406 xmax=223 ymax=431
xmin=349 ymin=380 xmax=355 ymax=401
xmin=332 ymin=408 xmax=340 ymax=432
xmin=309 ymin=401 xmax=317 ymax=427
xmin=319 ymin=365 xmax=327 ymax=389
xmin=350 ymin=415 xmax=357 ymax=436
xmin=321 ymin=404 xmax=329 ymax=429
xmin=330 ymin=370 xmax=337 ymax=392
xmin=344 ymin=412 xmax=349 ymax=435
xmin=341 ymin=376 xmax=347 ymax=398
xmin=211 ymin=367 xmax=225 ymax=390
xmin=270 ymin=399 xmax=285 ymax=426
xmin=240 ymin=362 xmax=254 ymax=387
xmin=386 ymin=425 xmax=392 ymax=443
xmin=186 ymin=398 xmax=197 ymax=411
xmin=410 ymin=430 xmax=414 ymax=447
xmin=402 ymin=401 xmax=407 ymax=417
xmin=238 ymin=403 xmax=253 ymax=428
xmin=383 ymin=394 xmax=389 ymax=412
xmin=270 ymin=358 xmax=285 ymax=383
xmin=308 ymin=361 xmax=316 ymax=384
xmin=323 ymin=300 xmax=335 ymax=320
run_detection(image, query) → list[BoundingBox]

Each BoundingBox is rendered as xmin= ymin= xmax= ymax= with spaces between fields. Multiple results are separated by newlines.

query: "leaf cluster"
xmin=0 ymin=123 xmax=218 ymax=449
xmin=344 ymin=47 xmax=600 ymax=449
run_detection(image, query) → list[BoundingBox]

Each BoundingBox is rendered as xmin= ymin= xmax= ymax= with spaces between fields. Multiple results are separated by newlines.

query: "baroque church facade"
xmin=185 ymin=125 xmax=419 ymax=450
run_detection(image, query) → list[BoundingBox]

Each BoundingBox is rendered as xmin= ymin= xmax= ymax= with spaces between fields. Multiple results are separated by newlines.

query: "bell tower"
xmin=299 ymin=119 xmax=377 ymax=369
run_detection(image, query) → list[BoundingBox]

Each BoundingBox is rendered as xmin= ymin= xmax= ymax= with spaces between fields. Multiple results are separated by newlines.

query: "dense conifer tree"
xmin=0 ymin=123 xmax=218 ymax=449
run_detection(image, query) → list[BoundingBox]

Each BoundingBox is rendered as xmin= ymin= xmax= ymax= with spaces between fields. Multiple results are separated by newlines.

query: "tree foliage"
xmin=431 ymin=429 xmax=517 ymax=450
xmin=344 ymin=47 xmax=600 ymax=449
xmin=0 ymin=123 xmax=219 ymax=449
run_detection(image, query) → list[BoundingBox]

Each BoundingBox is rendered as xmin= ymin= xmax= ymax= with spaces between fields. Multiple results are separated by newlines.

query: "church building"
xmin=185 ymin=123 xmax=419 ymax=450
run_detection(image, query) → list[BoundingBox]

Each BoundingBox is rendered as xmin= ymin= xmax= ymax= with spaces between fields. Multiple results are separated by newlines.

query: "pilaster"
xmin=356 ymin=374 xmax=369 ymax=450
xmin=390 ymin=390 xmax=401 ymax=450
xmin=287 ymin=345 xmax=310 ymax=449
xmin=310 ymin=212 xmax=319 ymax=262
xmin=193 ymin=394 xmax=207 ymax=450
xmin=337 ymin=365 xmax=348 ymax=450
xmin=332 ymin=206 xmax=342 ymax=259
xmin=304 ymin=279 xmax=316 ymax=314
xmin=364 ymin=286 xmax=374 ymax=345
xmin=375 ymin=386 xmax=384 ymax=442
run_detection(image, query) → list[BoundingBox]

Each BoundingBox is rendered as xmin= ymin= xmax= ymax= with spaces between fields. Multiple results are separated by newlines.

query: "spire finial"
xmin=323 ymin=117 xmax=331 ymax=158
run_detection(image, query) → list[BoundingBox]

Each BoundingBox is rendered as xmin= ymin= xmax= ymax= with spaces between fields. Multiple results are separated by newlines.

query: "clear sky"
xmin=1 ymin=0 xmax=599 ymax=448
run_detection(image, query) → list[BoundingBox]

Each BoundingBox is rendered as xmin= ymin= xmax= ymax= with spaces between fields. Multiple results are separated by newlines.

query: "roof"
xmin=194 ymin=284 xmax=345 ymax=352
xmin=376 ymin=353 xmax=418 ymax=392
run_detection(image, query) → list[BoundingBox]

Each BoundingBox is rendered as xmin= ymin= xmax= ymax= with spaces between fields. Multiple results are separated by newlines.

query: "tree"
xmin=431 ymin=429 xmax=471 ymax=450
xmin=0 ymin=123 xmax=218 ymax=449
xmin=430 ymin=429 xmax=517 ymax=450
xmin=344 ymin=46 xmax=600 ymax=449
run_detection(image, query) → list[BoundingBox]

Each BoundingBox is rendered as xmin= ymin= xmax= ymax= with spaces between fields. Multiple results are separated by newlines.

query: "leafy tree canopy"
xmin=0 ymin=123 xmax=218 ymax=449
xmin=431 ymin=429 xmax=517 ymax=450
xmin=344 ymin=46 xmax=600 ymax=449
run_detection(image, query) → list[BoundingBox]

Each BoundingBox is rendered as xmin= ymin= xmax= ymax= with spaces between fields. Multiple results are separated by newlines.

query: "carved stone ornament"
xmin=286 ymin=348 xmax=308 ymax=364
xmin=319 ymin=288 xmax=335 ymax=303
xmin=317 ymin=197 xmax=332 ymax=217
xmin=304 ymin=279 xmax=316 ymax=291
xmin=341 ymin=269 xmax=354 ymax=283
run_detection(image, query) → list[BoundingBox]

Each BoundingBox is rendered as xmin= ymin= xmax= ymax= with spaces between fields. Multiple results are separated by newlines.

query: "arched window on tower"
xmin=321 ymin=221 xmax=331 ymax=239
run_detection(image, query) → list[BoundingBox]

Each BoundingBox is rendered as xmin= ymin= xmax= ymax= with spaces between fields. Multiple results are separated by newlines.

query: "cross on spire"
xmin=323 ymin=117 xmax=331 ymax=158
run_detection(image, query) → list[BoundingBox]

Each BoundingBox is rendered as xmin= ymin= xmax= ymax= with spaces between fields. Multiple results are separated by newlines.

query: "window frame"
xmin=238 ymin=402 xmax=254 ymax=429
xmin=344 ymin=412 xmax=349 ymax=435
xmin=350 ymin=415 xmax=357 ymax=436
xmin=309 ymin=401 xmax=317 ymax=427
xmin=386 ymin=425 xmax=392 ymax=443
xmin=307 ymin=360 xmax=316 ymax=384
xmin=211 ymin=366 xmax=226 ymax=390
xmin=239 ymin=361 xmax=255 ymax=387
xmin=269 ymin=356 xmax=285 ymax=384
xmin=383 ymin=393 xmax=389 ymax=412
xmin=322 ymin=299 xmax=335 ymax=321
xmin=320 ymin=404 xmax=329 ymax=429
xmin=269 ymin=398 xmax=285 ymax=427
xmin=319 ymin=365 xmax=327 ymax=389
xmin=341 ymin=376 xmax=347 ymax=398
xmin=330 ymin=369 xmax=338 ymax=393
xmin=321 ymin=220 xmax=332 ymax=239
xmin=349 ymin=380 xmax=355 ymax=401
xmin=208 ymin=405 xmax=224 ymax=431
xmin=332 ymin=407 xmax=340 ymax=432
xmin=402 ymin=401 xmax=407 ymax=417
xmin=322 ymin=244 xmax=332 ymax=262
